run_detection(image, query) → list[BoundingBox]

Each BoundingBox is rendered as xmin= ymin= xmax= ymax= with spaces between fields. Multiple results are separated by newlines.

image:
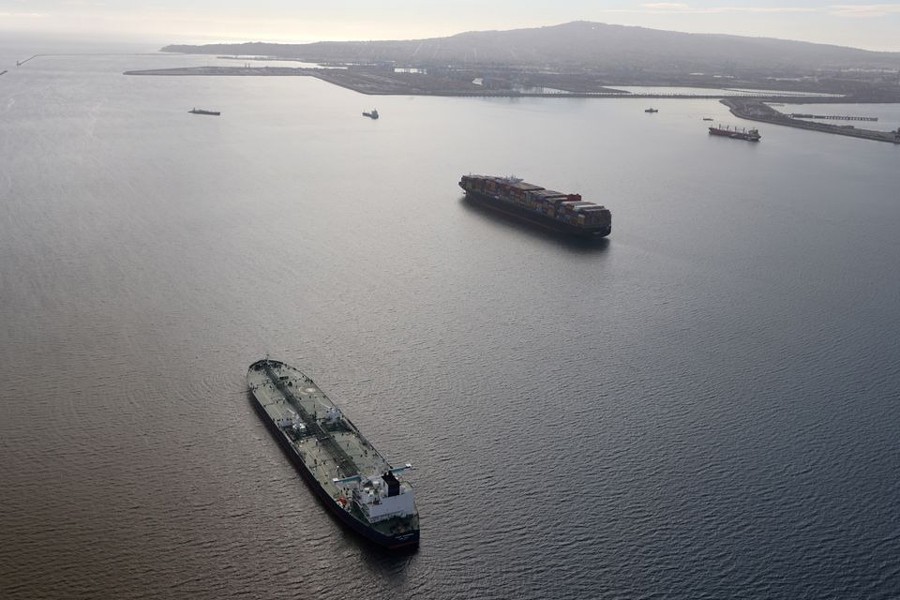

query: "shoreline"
xmin=119 ymin=66 xmax=844 ymax=99
xmin=123 ymin=66 xmax=900 ymax=144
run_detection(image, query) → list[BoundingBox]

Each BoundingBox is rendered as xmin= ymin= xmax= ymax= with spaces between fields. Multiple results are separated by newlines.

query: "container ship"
xmin=189 ymin=108 xmax=220 ymax=116
xmin=708 ymin=124 xmax=760 ymax=141
xmin=248 ymin=358 xmax=419 ymax=550
xmin=459 ymin=175 xmax=611 ymax=238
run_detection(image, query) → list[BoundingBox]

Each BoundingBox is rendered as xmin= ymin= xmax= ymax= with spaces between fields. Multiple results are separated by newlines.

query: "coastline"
xmin=123 ymin=65 xmax=900 ymax=144
xmin=117 ymin=65 xmax=830 ymax=98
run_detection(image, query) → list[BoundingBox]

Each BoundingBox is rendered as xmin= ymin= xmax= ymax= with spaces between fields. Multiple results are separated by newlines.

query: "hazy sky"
xmin=3 ymin=1 xmax=900 ymax=52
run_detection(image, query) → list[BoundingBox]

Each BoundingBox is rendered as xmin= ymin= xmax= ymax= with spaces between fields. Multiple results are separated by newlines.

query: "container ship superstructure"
xmin=248 ymin=358 xmax=419 ymax=550
xmin=459 ymin=175 xmax=611 ymax=238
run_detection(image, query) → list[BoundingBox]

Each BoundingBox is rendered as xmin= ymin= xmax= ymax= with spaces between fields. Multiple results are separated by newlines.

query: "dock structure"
xmin=724 ymin=98 xmax=900 ymax=145
xmin=790 ymin=113 xmax=878 ymax=121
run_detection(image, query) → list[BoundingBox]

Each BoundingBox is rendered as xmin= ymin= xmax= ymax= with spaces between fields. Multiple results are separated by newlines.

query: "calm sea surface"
xmin=1 ymin=39 xmax=899 ymax=600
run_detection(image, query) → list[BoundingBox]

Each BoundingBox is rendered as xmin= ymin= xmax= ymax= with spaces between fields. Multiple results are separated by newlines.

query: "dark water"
xmin=2 ymin=43 xmax=899 ymax=600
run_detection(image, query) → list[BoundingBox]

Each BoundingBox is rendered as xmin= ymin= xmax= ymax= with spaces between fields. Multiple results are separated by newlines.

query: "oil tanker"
xmin=248 ymin=359 xmax=419 ymax=550
xmin=459 ymin=175 xmax=611 ymax=238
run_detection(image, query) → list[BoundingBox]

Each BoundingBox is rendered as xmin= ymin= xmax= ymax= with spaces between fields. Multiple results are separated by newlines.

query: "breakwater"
xmin=790 ymin=113 xmax=878 ymax=121
xmin=120 ymin=65 xmax=900 ymax=145
xmin=725 ymin=99 xmax=900 ymax=144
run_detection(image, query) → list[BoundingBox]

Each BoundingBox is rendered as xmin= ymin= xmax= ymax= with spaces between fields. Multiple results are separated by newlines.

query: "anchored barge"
xmin=459 ymin=175 xmax=611 ymax=238
xmin=248 ymin=359 xmax=419 ymax=550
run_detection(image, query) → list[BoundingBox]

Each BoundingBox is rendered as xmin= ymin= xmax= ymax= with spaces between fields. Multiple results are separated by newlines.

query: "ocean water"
xmin=1 ymin=41 xmax=899 ymax=600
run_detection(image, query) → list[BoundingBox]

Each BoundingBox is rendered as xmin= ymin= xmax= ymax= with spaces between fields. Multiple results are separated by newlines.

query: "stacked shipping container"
xmin=458 ymin=175 xmax=611 ymax=237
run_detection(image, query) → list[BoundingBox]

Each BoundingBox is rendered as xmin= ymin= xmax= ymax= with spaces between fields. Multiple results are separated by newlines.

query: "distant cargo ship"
xmin=248 ymin=358 xmax=419 ymax=550
xmin=189 ymin=108 xmax=220 ymax=116
xmin=645 ymin=108 xmax=658 ymax=113
xmin=459 ymin=175 xmax=611 ymax=238
xmin=363 ymin=109 xmax=379 ymax=119
xmin=708 ymin=124 xmax=760 ymax=141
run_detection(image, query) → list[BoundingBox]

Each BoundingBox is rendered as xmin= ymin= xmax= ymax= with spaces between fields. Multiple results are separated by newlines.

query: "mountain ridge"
xmin=162 ymin=21 xmax=900 ymax=74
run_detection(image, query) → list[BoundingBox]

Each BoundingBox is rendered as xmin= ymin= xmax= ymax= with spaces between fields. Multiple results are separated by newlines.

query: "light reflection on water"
xmin=0 ymin=46 xmax=898 ymax=600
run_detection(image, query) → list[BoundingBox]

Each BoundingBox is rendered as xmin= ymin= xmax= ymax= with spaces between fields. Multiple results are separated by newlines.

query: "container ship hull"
xmin=459 ymin=175 xmax=611 ymax=238
xmin=248 ymin=359 xmax=419 ymax=550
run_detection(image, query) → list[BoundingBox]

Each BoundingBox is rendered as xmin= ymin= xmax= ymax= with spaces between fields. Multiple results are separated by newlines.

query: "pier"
xmin=725 ymin=99 xmax=900 ymax=144
xmin=790 ymin=113 xmax=878 ymax=121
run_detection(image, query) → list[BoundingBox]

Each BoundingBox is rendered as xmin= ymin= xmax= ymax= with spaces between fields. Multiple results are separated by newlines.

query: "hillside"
xmin=162 ymin=21 xmax=900 ymax=75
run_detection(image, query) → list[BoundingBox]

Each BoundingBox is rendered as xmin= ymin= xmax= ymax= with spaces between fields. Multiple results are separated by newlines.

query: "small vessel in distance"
xmin=645 ymin=108 xmax=658 ymax=113
xmin=189 ymin=108 xmax=220 ymax=116
xmin=708 ymin=124 xmax=761 ymax=142
xmin=459 ymin=175 xmax=611 ymax=238
xmin=363 ymin=109 xmax=379 ymax=119
xmin=702 ymin=117 xmax=714 ymax=121
xmin=248 ymin=358 xmax=419 ymax=550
